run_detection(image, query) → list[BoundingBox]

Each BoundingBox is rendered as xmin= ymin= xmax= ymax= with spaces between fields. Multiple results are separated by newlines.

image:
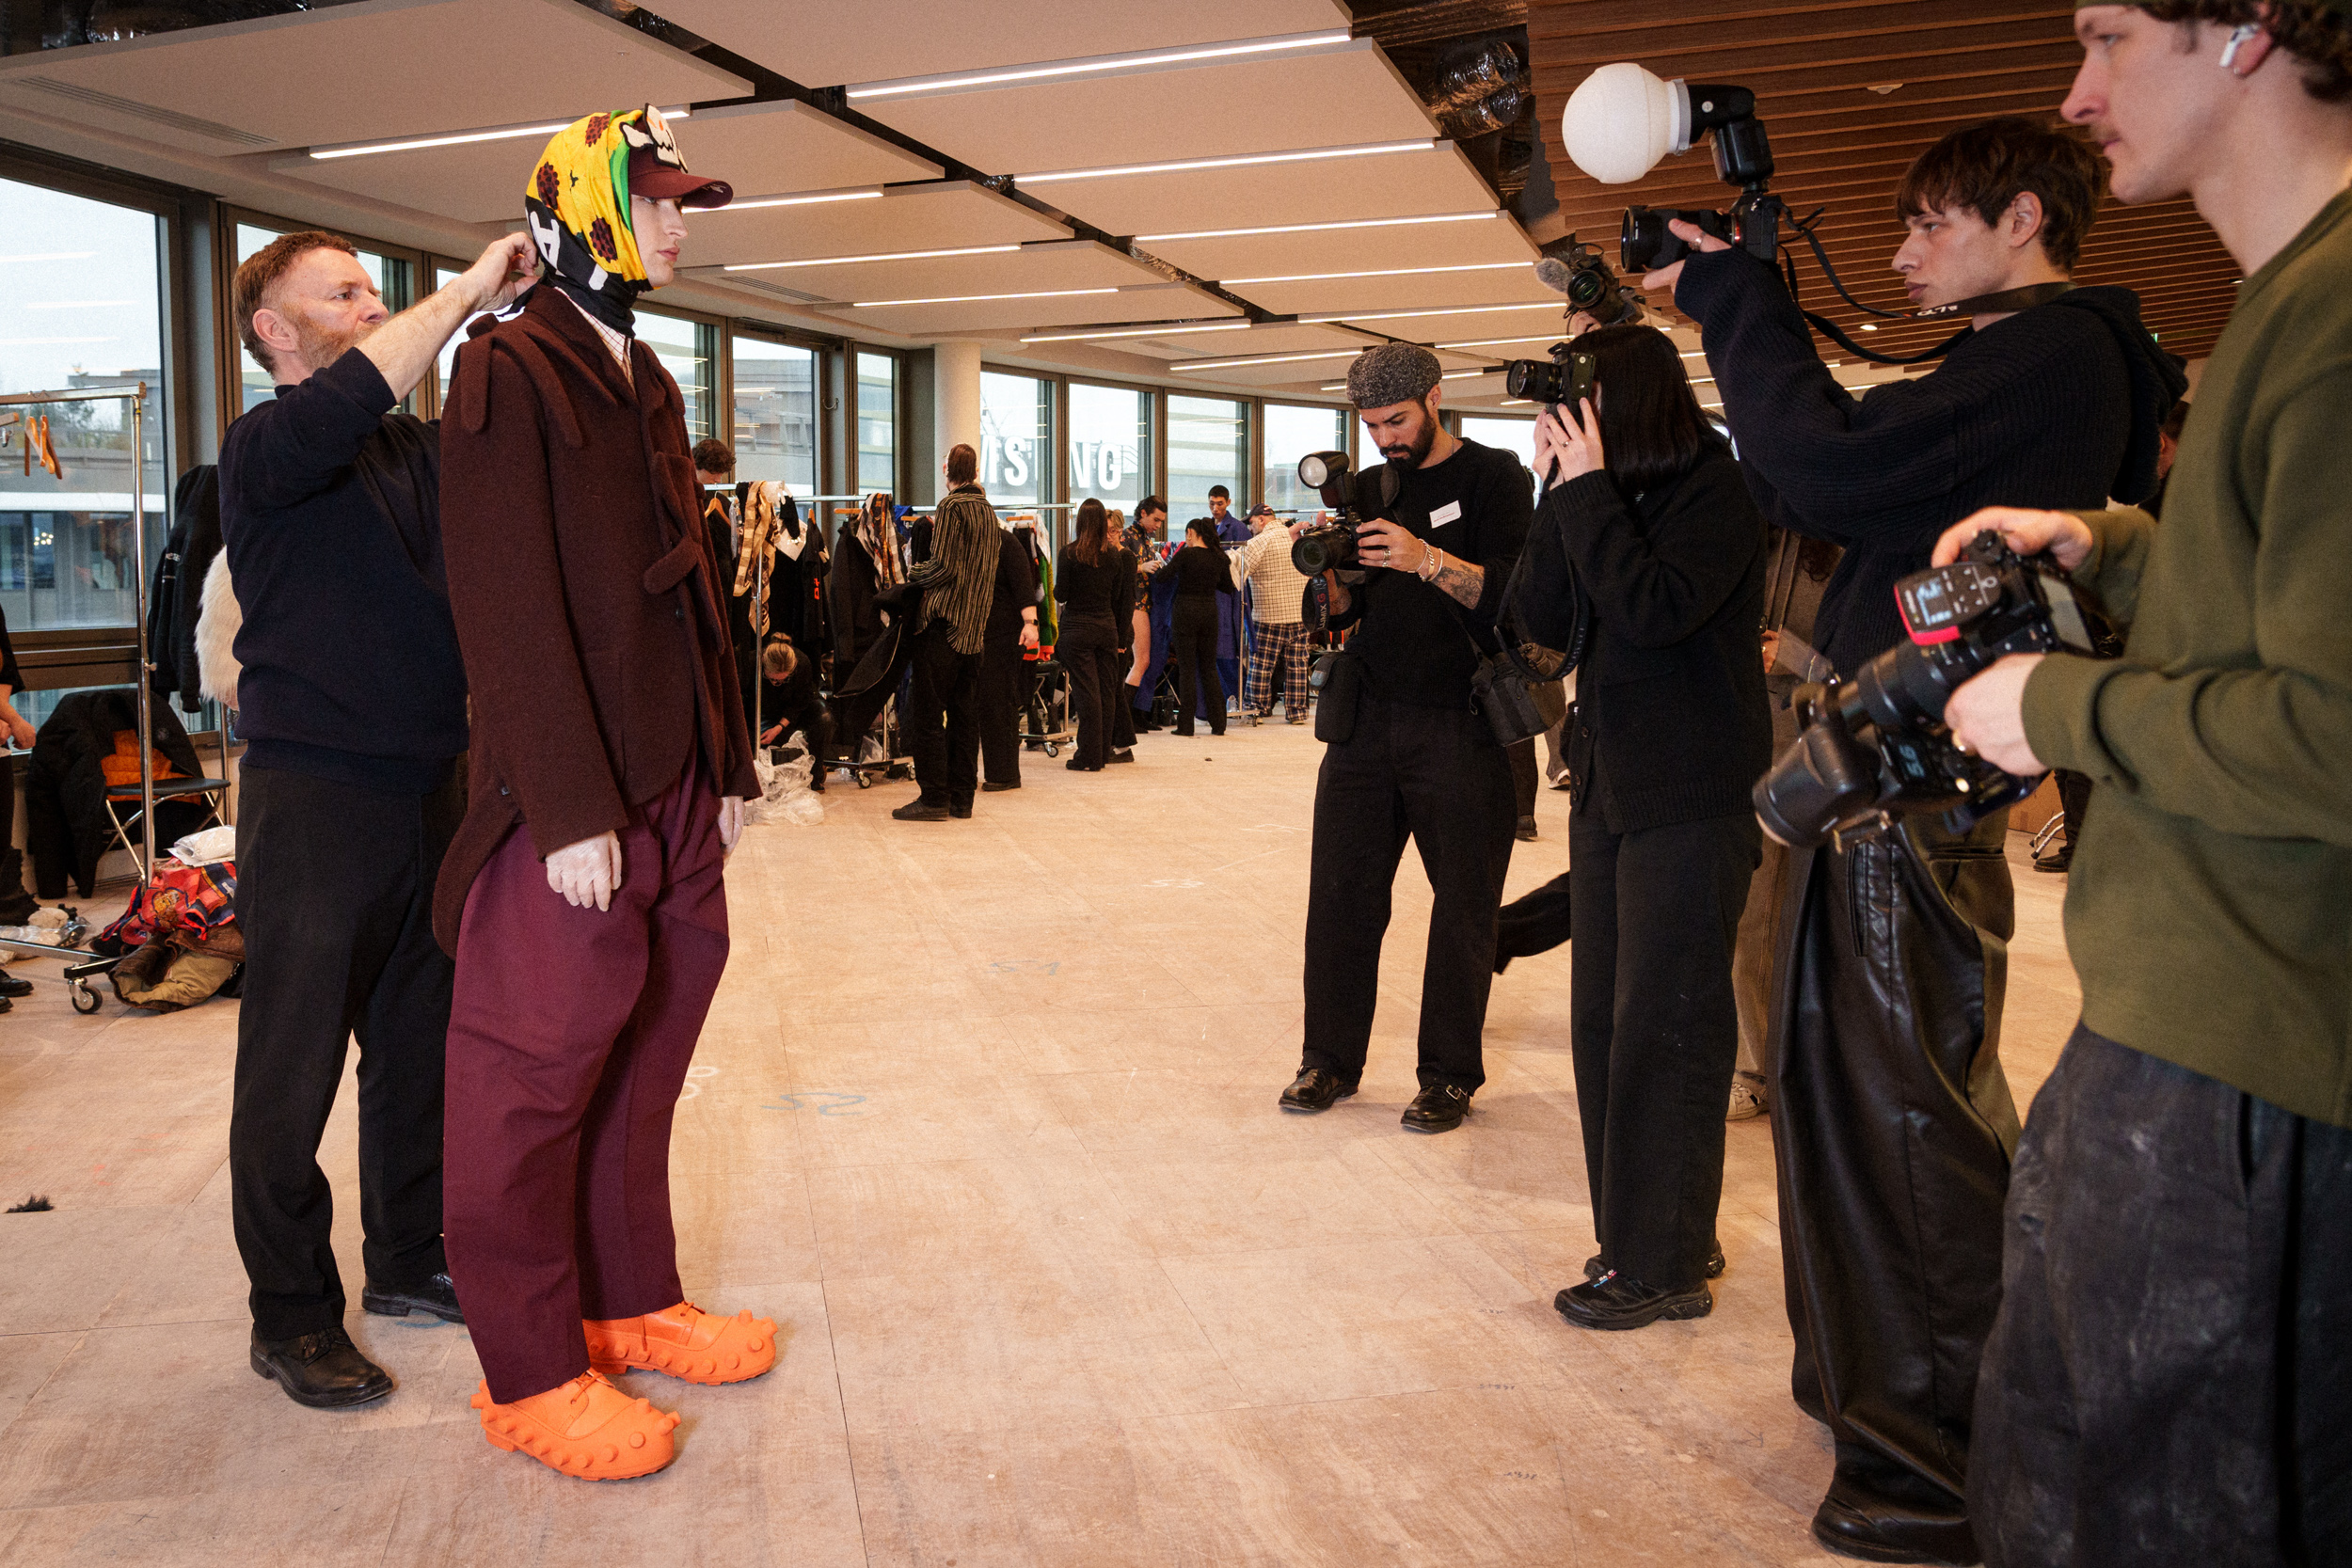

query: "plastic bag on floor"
xmin=169 ymin=825 xmax=237 ymax=865
xmin=746 ymin=746 xmax=824 ymax=828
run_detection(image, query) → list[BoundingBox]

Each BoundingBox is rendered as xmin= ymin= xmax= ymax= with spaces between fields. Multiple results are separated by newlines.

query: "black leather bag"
xmin=1311 ymin=650 xmax=1362 ymax=744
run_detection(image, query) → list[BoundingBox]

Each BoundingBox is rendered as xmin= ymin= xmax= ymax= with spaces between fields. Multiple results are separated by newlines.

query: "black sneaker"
xmin=1515 ymin=816 xmax=1538 ymax=842
xmin=1108 ymin=750 xmax=1135 ymax=764
xmin=1553 ymin=1272 xmax=1714 ymax=1330
xmin=1401 ymin=1084 xmax=1471 ymax=1133
xmin=250 ymin=1326 xmax=394 ymax=1409
xmin=1583 ymin=1245 xmax=1725 ymax=1283
xmin=1278 ymin=1067 xmax=1358 ymax=1113
xmin=361 ymin=1272 xmax=464 ymax=1323
xmin=892 ymin=800 xmax=950 ymax=822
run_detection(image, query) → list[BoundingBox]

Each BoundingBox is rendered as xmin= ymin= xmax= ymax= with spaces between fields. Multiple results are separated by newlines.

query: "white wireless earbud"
xmin=2218 ymin=23 xmax=2262 ymax=71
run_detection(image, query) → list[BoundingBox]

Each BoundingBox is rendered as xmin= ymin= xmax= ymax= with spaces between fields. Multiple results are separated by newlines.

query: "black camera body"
xmin=1503 ymin=344 xmax=1597 ymax=409
xmin=1620 ymin=87 xmax=1783 ymax=273
xmin=1290 ymin=450 xmax=1365 ymax=576
xmin=1753 ymin=531 xmax=2101 ymax=848
xmin=1534 ymin=237 xmax=1642 ymax=327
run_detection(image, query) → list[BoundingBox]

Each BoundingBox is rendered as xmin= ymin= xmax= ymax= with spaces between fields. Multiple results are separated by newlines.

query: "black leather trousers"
xmin=1769 ymin=811 xmax=2020 ymax=1553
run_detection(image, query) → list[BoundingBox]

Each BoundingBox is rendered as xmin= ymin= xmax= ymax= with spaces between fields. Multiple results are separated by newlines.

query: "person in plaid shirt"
xmin=1229 ymin=502 xmax=1314 ymax=723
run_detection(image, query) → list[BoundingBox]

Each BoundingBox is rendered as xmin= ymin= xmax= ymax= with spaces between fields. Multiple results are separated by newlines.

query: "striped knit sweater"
xmin=920 ymin=483 xmax=1004 ymax=656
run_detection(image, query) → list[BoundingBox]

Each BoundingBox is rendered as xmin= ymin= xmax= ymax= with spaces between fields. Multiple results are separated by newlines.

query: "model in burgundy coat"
xmin=435 ymin=276 xmax=772 ymax=1471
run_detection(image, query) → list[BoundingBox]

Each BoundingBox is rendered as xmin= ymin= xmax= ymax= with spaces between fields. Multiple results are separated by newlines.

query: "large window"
xmin=978 ymin=371 xmax=1051 ymax=512
xmin=857 ymin=351 xmax=897 ymax=495
xmin=1459 ymin=416 xmax=1537 ymax=489
xmin=1263 ymin=404 xmax=1349 ymax=518
xmin=1167 ymin=394 xmax=1246 ymax=525
xmin=1066 ymin=382 xmax=1152 ymax=518
xmin=232 ymin=220 xmax=411 ymax=416
xmin=0 ymin=177 xmax=170 ymax=637
xmin=638 ymin=309 xmax=716 ymax=443
xmin=732 ymin=333 xmax=818 ymax=493
xmin=431 ymin=261 xmax=493 ymax=413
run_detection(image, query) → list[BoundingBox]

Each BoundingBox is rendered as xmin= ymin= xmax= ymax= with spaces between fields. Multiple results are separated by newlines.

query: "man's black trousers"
xmin=907 ymin=620 xmax=981 ymax=810
xmin=1569 ymin=802 xmax=1757 ymax=1288
xmin=1302 ymin=695 xmax=1515 ymax=1093
xmin=1172 ymin=598 xmax=1226 ymax=734
xmin=977 ymin=630 xmax=1026 ymax=786
xmin=229 ymin=764 xmax=461 ymax=1339
xmin=1110 ymin=646 xmax=1136 ymax=751
xmin=1771 ymin=814 xmax=2019 ymax=1543
xmin=1970 ymin=1025 xmax=2352 ymax=1568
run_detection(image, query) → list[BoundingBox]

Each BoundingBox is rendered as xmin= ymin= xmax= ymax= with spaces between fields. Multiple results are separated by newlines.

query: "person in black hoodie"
xmin=1643 ymin=118 xmax=2185 ymax=1563
xmin=1516 ymin=325 xmax=1771 ymax=1333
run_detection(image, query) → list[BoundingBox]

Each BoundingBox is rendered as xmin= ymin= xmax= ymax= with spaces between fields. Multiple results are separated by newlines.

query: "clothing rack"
xmin=0 ymin=382 xmax=164 ymax=1008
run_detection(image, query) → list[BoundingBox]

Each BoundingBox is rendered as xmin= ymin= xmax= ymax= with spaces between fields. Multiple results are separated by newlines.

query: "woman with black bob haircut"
xmin=1053 ymin=498 xmax=1136 ymax=771
xmin=1515 ymin=320 xmax=1772 ymax=1332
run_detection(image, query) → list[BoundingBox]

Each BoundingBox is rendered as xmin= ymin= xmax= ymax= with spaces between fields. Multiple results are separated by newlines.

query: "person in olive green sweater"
xmin=1938 ymin=5 xmax=2352 ymax=1560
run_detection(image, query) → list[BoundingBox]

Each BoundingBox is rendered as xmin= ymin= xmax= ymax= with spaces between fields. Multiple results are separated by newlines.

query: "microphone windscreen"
xmin=1534 ymin=256 xmax=1576 ymax=295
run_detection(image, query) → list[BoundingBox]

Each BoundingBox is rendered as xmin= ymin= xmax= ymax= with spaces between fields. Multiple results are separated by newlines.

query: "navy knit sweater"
xmin=218 ymin=351 xmax=468 ymax=791
xmin=1675 ymin=250 xmax=2185 ymax=677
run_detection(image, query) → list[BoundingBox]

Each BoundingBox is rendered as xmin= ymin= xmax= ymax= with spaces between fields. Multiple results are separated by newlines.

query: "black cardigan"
xmin=1054 ymin=546 xmax=1136 ymax=647
xmin=1518 ymin=448 xmax=1771 ymax=833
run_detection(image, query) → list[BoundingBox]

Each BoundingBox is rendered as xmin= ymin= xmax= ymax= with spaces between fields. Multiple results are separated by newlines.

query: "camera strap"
xmin=1779 ymin=207 xmax=2074 ymax=368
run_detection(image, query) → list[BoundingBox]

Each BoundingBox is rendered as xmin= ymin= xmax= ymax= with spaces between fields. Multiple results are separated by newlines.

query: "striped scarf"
xmin=921 ymin=485 xmax=1003 ymax=656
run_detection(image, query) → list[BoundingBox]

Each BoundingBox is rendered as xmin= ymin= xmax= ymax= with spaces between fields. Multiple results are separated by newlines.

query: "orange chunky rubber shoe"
xmin=583 ymin=1300 xmax=777 ymax=1386
xmin=470 ymin=1370 xmax=680 ymax=1481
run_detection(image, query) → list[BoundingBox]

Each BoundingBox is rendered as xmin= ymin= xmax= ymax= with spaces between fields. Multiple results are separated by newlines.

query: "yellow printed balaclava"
xmin=523 ymin=105 xmax=727 ymax=335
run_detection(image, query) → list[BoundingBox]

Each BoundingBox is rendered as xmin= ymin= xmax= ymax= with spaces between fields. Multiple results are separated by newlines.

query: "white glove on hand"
xmin=547 ymin=831 xmax=623 ymax=911
xmin=719 ymin=796 xmax=748 ymax=855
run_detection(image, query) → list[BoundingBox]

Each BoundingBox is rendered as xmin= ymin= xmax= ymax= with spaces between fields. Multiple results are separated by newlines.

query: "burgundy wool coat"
xmin=432 ymin=288 xmax=757 ymax=953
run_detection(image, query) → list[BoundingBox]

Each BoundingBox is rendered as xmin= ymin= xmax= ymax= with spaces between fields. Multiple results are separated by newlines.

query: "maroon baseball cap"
xmin=629 ymin=150 xmax=732 ymax=210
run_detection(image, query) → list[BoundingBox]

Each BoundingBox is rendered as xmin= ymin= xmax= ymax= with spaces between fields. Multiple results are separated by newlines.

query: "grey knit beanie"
xmin=1345 ymin=342 xmax=1443 ymax=410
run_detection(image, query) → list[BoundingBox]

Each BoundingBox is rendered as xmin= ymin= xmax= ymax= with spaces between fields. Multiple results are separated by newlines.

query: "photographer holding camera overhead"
xmin=1279 ymin=343 xmax=1533 ymax=1135
xmin=1566 ymin=69 xmax=2185 ymax=1563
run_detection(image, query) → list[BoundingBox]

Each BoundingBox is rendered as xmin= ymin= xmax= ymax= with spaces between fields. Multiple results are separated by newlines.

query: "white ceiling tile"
xmin=1227 ymin=264 xmax=1553 ymax=317
xmin=684 ymin=181 xmax=1069 ymax=269
xmin=644 ymin=1 xmax=1350 ymax=87
xmin=270 ymin=100 xmax=939 ymax=225
xmin=0 ymin=0 xmax=747 ymax=157
xmin=863 ymin=42 xmax=1433 ymax=176
xmin=1093 ymin=322 xmax=1383 ymax=361
xmin=684 ymin=239 xmax=1171 ymax=306
xmin=1035 ymin=142 xmax=1499 ymax=242
xmin=1321 ymin=302 xmax=1578 ymax=350
xmin=1141 ymin=213 xmax=1539 ymax=285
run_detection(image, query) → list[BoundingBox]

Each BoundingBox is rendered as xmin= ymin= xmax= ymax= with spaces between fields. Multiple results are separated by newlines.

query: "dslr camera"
xmin=1752 ymin=530 xmax=2103 ymax=848
xmin=1504 ymin=343 xmax=1597 ymax=410
xmin=1289 ymin=451 xmax=1363 ymax=575
xmin=1558 ymin=64 xmax=1786 ymax=273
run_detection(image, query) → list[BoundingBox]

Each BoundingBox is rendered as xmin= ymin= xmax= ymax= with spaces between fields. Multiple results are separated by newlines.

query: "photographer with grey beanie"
xmin=1278 ymin=343 xmax=1534 ymax=1135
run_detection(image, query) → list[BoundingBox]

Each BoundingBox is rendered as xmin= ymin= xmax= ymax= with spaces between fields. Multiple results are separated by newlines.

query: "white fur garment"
xmin=195 ymin=552 xmax=242 ymax=711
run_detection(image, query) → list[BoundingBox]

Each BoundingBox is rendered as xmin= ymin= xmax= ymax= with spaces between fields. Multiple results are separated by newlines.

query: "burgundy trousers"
xmin=442 ymin=767 xmax=730 ymax=1403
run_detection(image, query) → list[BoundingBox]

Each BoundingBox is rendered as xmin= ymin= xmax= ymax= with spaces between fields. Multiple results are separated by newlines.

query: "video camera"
xmin=1559 ymin=63 xmax=1786 ymax=274
xmin=1289 ymin=451 xmax=1364 ymax=576
xmin=1533 ymin=236 xmax=1642 ymax=328
xmin=1504 ymin=344 xmax=1597 ymax=411
xmin=1752 ymin=531 xmax=2103 ymax=849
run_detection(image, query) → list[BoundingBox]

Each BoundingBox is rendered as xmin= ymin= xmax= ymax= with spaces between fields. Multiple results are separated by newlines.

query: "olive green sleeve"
xmin=2063 ymin=506 xmax=2157 ymax=627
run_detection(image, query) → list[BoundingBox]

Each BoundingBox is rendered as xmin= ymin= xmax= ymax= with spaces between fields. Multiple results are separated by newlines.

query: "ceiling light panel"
xmin=1223 ymin=262 xmax=1544 ymax=317
xmin=1104 ymin=322 xmax=1381 ymax=362
xmin=682 ymin=240 xmax=1170 ymax=307
xmin=0 ymin=0 xmax=748 ymax=157
xmin=860 ymin=41 xmax=1434 ymax=177
xmin=278 ymin=100 xmax=936 ymax=225
xmin=683 ymin=181 xmax=1069 ymax=270
xmin=640 ymin=1 xmax=1349 ymax=88
xmin=1036 ymin=141 xmax=1498 ymax=243
xmin=823 ymin=282 xmax=1238 ymax=336
xmin=1141 ymin=208 xmax=1540 ymax=284
xmin=1322 ymin=303 xmax=1578 ymax=348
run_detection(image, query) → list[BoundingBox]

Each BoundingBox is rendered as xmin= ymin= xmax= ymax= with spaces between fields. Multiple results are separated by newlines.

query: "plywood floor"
xmin=0 ymin=721 xmax=2086 ymax=1566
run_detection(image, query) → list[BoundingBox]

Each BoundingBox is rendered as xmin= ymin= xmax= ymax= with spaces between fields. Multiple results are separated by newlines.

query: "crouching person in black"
xmin=1518 ymin=325 xmax=1771 ymax=1329
xmin=1279 ymin=344 xmax=1533 ymax=1134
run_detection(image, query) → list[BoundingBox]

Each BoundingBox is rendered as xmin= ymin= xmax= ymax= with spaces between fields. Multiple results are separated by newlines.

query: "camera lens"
xmin=1622 ymin=207 xmax=1670 ymax=273
xmin=1565 ymin=267 xmax=1604 ymax=309
xmin=1504 ymin=359 xmax=1561 ymax=404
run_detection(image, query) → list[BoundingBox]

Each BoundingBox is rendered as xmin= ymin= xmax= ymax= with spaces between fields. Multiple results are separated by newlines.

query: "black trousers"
xmin=907 ymin=620 xmax=981 ymax=810
xmin=977 ymin=628 xmax=1025 ymax=785
xmin=764 ymin=693 xmax=833 ymax=790
xmin=1111 ymin=646 xmax=1136 ymax=751
xmin=2053 ymin=768 xmax=2092 ymax=849
xmin=1772 ymin=813 xmax=2019 ymax=1538
xmin=1972 ymin=1025 xmax=2352 ymax=1568
xmin=1302 ymin=696 xmax=1516 ymax=1092
xmin=229 ymin=764 xmax=461 ymax=1339
xmin=1173 ymin=597 xmax=1226 ymax=734
xmin=1569 ymin=802 xmax=1758 ymax=1287
xmin=1508 ymin=737 xmax=1537 ymax=818
xmin=1496 ymin=871 xmax=1570 ymax=961
xmin=1061 ymin=634 xmax=1120 ymax=769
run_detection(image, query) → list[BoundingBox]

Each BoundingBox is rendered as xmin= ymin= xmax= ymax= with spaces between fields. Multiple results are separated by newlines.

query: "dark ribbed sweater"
xmin=1053 ymin=546 xmax=1136 ymax=647
xmin=1675 ymin=251 xmax=2184 ymax=677
xmin=218 ymin=350 xmax=467 ymax=792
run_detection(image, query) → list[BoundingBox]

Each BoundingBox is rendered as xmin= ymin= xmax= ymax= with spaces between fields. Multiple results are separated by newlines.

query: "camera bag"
xmin=1311 ymin=650 xmax=1361 ymax=744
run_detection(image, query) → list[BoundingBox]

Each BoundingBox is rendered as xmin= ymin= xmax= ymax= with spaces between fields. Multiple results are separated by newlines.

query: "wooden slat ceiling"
xmin=1525 ymin=0 xmax=2238 ymax=362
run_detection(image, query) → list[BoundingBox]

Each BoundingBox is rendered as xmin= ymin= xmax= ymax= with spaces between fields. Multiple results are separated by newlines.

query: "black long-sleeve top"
xmin=1675 ymin=251 xmax=2184 ymax=678
xmin=985 ymin=527 xmax=1041 ymax=641
xmin=1518 ymin=449 xmax=1771 ymax=832
xmin=1053 ymin=545 xmax=1136 ymax=648
xmin=1167 ymin=542 xmax=1236 ymax=600
xmin=218 ymin=349 xmax=467 ymax=791
xmin=1332 ymin=438 xmax=1534 ymax=711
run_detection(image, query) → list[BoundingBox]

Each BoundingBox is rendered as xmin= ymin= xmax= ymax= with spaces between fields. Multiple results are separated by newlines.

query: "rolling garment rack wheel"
xmin=854 ymin=769 xmax=872 ymax=789
xmin=1044 ymin=741 xmax=1059 ymax=758
xmin=70 ymin=977 xmax=101 ymax=1014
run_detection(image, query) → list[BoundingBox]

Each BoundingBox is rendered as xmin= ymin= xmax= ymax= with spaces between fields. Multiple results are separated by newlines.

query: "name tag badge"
xmin=1428 ymin=500 xmax=1463 ymax=529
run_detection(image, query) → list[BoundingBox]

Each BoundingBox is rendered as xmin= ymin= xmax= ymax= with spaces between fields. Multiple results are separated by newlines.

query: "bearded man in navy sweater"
xmin=1641 ymin=118 xmax=2184 ymax=1564
xmin=220 ymin=228 xmax=536 ymax=1412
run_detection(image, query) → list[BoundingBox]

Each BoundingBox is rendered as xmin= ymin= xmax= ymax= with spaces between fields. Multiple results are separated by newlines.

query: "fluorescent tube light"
xmin=1222 ymin=261 xmax=1526 ymax=286
xmin=1304 ymin=301 xmax=1559 ymax=325
xmin=850 ymin=31 xmax=1351 ymax=100
xmin=1020 ymin=140 xmax=1434 ymax=185
xmin=725 ymin=245 xmax=1021 ymax=272
xmin=1433 ymin=335 xmax=1565 ymax=351
xmin=1020 ymin=321 xmax=1252 ymax=343
xmin=1319 ymin=369 xmax=1487 ymax=391
xmin=721 ymin=190 xmax=885 ymax=212
xmin=1175 ymin=349 xmax=1365 ymax=372
xmin=1136 ymin=212 xmax=1499 ymax=244
xmin=854 ymin=288 xmax=1119 ymax=308
xmin=310 ymin=108 xmax=691 ymax=161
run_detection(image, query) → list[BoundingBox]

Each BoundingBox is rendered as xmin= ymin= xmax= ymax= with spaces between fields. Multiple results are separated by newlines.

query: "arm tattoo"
xmin=1431 ymin=552 xmax=1484 ymax=610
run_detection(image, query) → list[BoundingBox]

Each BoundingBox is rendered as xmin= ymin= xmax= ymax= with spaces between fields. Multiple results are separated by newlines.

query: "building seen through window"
xmin=731 ymin=334 xmax=817 ymax=493
xmin=978 ymin=371 xmax=1051 ymax=515
xmin=857 ymin=352 xmax=896 ymax=496
xmin=1067 ymin=383 xmax=1152 ymax=526
xmin=1261 ymin=404 xmax=1348 ymax=518
xmin=1167 ymin=394 xmax=1246 ymax=529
